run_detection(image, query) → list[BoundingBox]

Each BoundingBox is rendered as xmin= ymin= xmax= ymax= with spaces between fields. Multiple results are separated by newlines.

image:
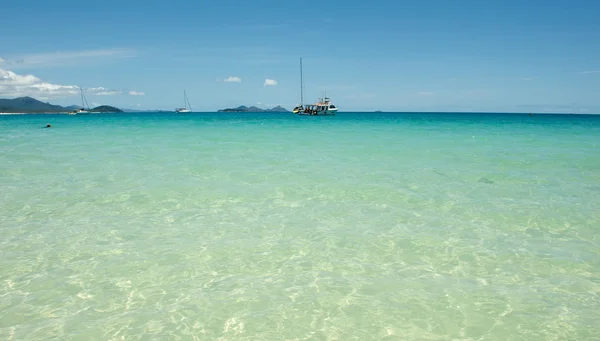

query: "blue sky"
xmin=1 ymin=0 xmax=599 ymax=112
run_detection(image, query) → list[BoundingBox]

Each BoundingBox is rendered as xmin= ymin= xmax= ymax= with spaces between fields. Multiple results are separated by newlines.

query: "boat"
xmin=292 ymin=58 xmax=338 ymax=116
xmin=69 ymin=87 xmax=90 ymax=115
xmin=175 ymin=90 xmax=192 ymax=113
xmin=298 ymin=94 xmax=338 ymax=116
xmin=70 ymin=108 xmax=88 ymax=115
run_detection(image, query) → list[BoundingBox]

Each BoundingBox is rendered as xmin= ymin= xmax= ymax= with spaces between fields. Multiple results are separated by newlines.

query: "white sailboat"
xmin=293 ymin=58 xmax=338 ymax=116
xmin=175 ymin=90 xmax=192 ymax=113
xmin=69 ymin=87 xmax=90 ymax=115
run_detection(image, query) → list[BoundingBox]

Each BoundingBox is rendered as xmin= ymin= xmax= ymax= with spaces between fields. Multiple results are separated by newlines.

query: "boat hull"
xmin=296 ymin=99 xmax=338 ymax=115
xmin=297 ymin=109 xmax=337 ymax=116
xmin=70 ymin=110 xmax=89 ymax=115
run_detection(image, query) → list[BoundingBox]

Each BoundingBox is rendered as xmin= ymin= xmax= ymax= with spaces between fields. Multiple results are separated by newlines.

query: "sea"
xmin=1 ymin=112 xmax=599 ymax=340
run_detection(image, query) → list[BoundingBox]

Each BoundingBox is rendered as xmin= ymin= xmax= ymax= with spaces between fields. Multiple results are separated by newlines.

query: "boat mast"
xmin=80 ymin=87 xmax=89 ymax=110
xmin=300 ymin=58 xmax=303 ymax=106
xmin=184 ymin=90 xmax=192 ymax=111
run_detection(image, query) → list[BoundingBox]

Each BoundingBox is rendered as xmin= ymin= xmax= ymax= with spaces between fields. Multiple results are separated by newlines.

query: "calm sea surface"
xmin=1 ymin=112 xmax=599 ymax=340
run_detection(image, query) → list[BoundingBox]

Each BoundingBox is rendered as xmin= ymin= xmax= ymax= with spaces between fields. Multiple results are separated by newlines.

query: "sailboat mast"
xmin=80 ymin=87 xmax=89 ymax=110
xmin=300 ymin=58 xmax=303 ymax=106
xmin=184 ymin=90 xmax=192 ymax=111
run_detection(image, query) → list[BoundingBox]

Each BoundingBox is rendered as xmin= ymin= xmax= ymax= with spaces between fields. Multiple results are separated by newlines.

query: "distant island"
xmin=1 ymin=97 xmax=293 ymax=114
xmin=88 ymin=105 xmax=123 ymax=113
xmin=0 ymin=96 xmax=122 ymax=113
xmin=218 ymin=105 xmax=289 ymax=113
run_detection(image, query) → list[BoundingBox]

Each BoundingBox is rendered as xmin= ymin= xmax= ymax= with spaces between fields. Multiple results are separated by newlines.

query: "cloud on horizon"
xmin=87 ymin=87 xmax=122 ymax=96
xmin=264 ymin=79 xmax=277 ymax=86
xmin=0 ymin=48 xmax=134 ymax=69
xmin=0 ymin=68 xmax=144 ymax=100
xmin=129 ymin=90 xmax=145 ymax=96
xmin=222 ymin=76 xmax=242 ymax=83
xmin=1 ymin=68 xmax=78 ymax=99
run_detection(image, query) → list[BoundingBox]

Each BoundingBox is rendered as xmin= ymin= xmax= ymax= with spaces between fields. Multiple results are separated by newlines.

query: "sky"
xmin=1 ymin=0 xmax=599 ymax=113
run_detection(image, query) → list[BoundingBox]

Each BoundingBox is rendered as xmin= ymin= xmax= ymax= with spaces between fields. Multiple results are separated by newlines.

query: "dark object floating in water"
xmin=478 ymin=177 xmax=494 ymax=184
xmin=46 ymin=124 xmax=51 ymax=128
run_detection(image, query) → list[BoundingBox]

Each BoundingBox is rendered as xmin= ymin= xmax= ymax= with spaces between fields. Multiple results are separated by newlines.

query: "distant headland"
xmin=0 ymin=96 xmax=122 ymax=113
xmin=218 ymin=105 xmax=289 ymax=113
xmin=0 ymin=97 xmax=292 ymax=114
xmin=89 ymin=105 xmax=123 ymax=113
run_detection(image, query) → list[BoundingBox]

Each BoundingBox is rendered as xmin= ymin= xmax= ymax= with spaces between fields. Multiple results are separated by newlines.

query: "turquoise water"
xmin=1 ymin=112 xmax=599 ymax=340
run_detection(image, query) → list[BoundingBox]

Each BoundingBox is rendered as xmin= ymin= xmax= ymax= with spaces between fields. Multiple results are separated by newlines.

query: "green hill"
xmin=0 ymin=96 xmax=123 ymax=113
xmin=0 ymin=97 xmax=70 ymax=113
xmin=90 ymin=105 xmax=123 ymax=113
xmin=218 ymin=105 xmax=289 ymax=112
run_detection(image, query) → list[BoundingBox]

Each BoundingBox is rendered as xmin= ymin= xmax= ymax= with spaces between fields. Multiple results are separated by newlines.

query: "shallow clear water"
xmin=1 ymin=112 xmax=599 ymax=340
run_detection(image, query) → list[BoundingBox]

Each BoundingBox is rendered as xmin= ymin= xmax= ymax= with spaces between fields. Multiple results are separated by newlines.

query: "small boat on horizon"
xmin=70 ymin=108 xmax=88 ymax=115
xmin=175 ymin=90 xmax=192 ymax=113
xmin=69 ymin=87 xmax=90 ymax=115
xmin=292 ymin=58 xmax=338 ymax=116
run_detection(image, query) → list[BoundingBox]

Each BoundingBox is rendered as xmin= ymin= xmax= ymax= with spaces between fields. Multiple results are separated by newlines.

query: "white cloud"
xmin=0 ymin=48 xmax=134 ymax=69
xmin=86 ymin=87 xmax=122 ymax=96
xmin=1 ymin=67 xmax=79 ymax=99
xmin=0 ymin=67 xmax=138 ymax=100
xmin=223 ymin=76 xmax=242 ymax=83
xmin=129 ymin=90 xmax=145 ymax=96
xmin=264 ymin=78 xmax=278 ymax=86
